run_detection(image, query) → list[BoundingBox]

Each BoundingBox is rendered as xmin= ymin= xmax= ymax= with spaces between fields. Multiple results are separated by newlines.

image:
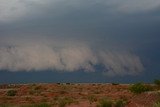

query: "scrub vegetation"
xmin=0 ymin=80 xmax=160 ymax=107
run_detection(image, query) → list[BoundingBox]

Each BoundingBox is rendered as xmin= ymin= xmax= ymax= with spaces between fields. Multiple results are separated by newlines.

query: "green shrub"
xmin=0 ymin=103 xmax=51 ymax=107
xmin=154 ymin=79 xmax=160 ymax=86
xmin=29 ymin=85 xmax=42 ymax=95
xmin=153 ymin=102 xmax=160 ymax=107
xmin=0 ymin=104 xmax=10 ymax=107
xmin=97 ymin=98 xmax=112 ymax=107
xmin=32 ymin=103 xmax=51 ymax=107
xmin=58 ymin=100 xmax=67 ymax=107
xmin=6 ymin=90 xmax=17 ymax=96
xmin=129 ymin=83 xmax=150 ymax=94
xmin=58 ymin=97 xmax=74 ymax=107
xmin=88 ymin=95 xmax=97 ymax=104
xmin=21 ymin=103 xmax=51 ymax=107
xmin=114 ymin=99 xmax=126 ymax=107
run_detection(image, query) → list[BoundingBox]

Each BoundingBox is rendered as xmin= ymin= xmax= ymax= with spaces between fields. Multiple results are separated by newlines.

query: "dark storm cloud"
xmin=1 ymin=0 xmax=160 ymax=44
xmin=0 ymin=37 xmax=144 ymax=76
xmin=0 ymin=0 xmax=160 ymax=77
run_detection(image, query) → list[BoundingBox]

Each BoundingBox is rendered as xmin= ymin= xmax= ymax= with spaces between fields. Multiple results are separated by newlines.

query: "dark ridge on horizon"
xmin=0 ymin=70 xmax=155 ymax=84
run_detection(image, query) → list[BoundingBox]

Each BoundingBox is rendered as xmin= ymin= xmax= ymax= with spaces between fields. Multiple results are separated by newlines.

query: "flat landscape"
xmin=0 ymin=83 xmax=159 ymax=107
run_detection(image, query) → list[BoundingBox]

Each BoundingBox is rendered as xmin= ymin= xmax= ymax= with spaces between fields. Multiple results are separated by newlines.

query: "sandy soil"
xmin=0 ymin=83 xmax=159 ymax=107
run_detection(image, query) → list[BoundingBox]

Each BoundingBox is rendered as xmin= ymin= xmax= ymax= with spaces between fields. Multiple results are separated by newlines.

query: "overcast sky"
xmin=0 ymin=0 xmax=160 ymax=83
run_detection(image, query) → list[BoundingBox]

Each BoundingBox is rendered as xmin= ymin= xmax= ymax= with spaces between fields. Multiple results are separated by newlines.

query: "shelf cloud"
xmin=0 ymin=38 xmax=144 ymax=76
xmin=0 ymin=0 xmax=159 ymax=79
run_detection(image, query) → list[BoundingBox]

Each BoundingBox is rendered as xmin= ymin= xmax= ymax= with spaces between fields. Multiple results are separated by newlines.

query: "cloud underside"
xmin=0 ymin=41 xmax=144 ymax=76
xmin=0 ymin=0 xmax=160 ymax=22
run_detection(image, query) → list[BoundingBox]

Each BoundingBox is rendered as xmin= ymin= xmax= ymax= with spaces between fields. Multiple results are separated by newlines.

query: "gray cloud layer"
xmin=1 ymin=0 xmax=159 ymax=77
xmin=1 ymin=0 xmax=160 ymax=22
xmin=0 ymin=38 xmax=144 ymax=76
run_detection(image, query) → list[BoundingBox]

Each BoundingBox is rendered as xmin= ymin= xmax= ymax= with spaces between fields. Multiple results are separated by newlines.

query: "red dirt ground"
xmin=0 ymin=83 xmax=159 ymax=107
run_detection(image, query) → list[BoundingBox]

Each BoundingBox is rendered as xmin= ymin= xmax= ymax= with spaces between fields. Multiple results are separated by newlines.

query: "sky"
xmin=0 ymin=0 xmax=160 ymax=83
